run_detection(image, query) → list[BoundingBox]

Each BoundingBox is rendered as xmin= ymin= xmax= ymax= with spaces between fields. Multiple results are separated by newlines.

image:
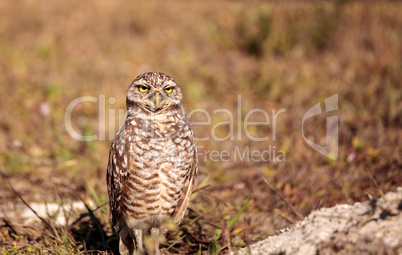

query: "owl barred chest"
xmin=114 ymin=110 xmax=195 ymax=221
xmin=107 ymin=72 xmax=197 ymax=254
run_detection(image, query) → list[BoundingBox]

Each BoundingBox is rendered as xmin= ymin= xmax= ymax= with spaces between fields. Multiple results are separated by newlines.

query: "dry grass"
xmin=0 ymin=1 xmax=401 ymax=254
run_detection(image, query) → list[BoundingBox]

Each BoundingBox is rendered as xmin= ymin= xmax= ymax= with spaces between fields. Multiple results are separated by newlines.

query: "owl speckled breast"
xmin=107 ymin=72 xmax=197 ymax=255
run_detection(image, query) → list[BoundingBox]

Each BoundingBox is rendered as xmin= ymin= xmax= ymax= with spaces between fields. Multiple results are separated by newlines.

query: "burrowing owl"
xmin=106 ymin=72 xmax=197 ymax=255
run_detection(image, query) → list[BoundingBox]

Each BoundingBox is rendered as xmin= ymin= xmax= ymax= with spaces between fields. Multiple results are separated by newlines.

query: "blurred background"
xmin=0 ymin=1 xmax=401 ymax=254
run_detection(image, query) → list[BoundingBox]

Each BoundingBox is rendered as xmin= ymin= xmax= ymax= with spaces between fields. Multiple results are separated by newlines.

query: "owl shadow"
xmin=69 ymin=212 xmax=119 ymax=254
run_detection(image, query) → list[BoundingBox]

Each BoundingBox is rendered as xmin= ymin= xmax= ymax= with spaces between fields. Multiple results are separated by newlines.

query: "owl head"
xmin=126 ymin=72 xmax=183 ymax=113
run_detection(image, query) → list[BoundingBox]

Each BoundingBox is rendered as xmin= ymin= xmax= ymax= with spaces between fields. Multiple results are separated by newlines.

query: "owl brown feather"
xmin=106 ymin=72 xmax=197 ymax=255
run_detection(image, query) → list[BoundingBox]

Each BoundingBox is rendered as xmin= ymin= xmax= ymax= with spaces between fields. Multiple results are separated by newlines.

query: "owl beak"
xmin=153 ymin=92 xmax=164 ymax=108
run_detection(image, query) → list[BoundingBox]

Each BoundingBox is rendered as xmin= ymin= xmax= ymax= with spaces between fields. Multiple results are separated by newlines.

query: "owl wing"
xmin=106 ymin=124 xmax=130 ymax=233
xmin=171 ymin=132 xmax=198 ymax=225
xmin=106 ymin=137 xmax=119 ymax=232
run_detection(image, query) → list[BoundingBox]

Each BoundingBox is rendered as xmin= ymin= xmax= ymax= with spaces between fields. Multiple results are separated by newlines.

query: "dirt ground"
xmin=0 ymin=1 xmax=401 ymax=254
xmin=236 ymin=188 xmax=402 ymax=254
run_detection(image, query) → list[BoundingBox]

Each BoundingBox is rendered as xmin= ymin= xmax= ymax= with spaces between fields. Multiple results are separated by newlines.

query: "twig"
xmin=313 ymin=196 xmax=322 ymax=210
xmin=217 ymin=244 xmax=229 ymax=254
xmin=182 ymin=229 xmax=209 ymax=244
xmin=92 ymin=202 xmax=108 ymax=212
xmin=221 ymin=217 xmax=232 ymax=254
xmin=192 ymin=184 xmax=211 ymax=193
xmin=364 ymin=164 xmax=384 ymax=197
xmin=274 ymin=208 xmax=294 ymax=223
xmin=263 ymin=177 xmax=304 ymax=220
xmin=1 ymin=217 xmax=19 ymax=236
xmin=198 ymin=190 xmax=228 ymax=207
xmin=161 ymin=235 xmax=186 ymax=254
xmin=9 ymin=182 xmax=62 ymax=242
xmin=22 ymin=225 xmax=60 ymax=241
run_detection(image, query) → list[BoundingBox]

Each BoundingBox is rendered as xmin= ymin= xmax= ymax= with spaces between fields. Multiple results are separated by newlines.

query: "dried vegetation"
xmin=0 ymin=1 xmax=401 ymax=254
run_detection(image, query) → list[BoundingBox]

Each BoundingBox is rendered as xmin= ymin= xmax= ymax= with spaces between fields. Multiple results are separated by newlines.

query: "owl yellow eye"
xmin=138 ymin=86 xmax=149 ymax=92
xmin=164 ymin=87 xmax=173 ymax=93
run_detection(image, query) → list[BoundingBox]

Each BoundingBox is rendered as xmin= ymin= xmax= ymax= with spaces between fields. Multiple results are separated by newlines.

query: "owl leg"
xmin=134 ymin=229 xmax=144 ymax=253
xmin=119 ymin=234 xmax=135 ymax=255
xmin=151 ymin=227 xmax=161 ymax=255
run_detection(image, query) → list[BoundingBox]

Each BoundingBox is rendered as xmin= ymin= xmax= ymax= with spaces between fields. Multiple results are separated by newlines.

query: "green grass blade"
xmin=86 ymin=181 xmax=101 ymax=207
xmin=227 ymin=200 xmax=250 ymax=229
